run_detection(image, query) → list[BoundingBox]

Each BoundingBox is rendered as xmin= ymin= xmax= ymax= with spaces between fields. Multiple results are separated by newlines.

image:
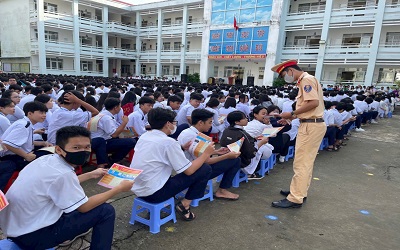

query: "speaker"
xmin=247 ymin=76 xmax=255 ymax=86
xmin=181 ymin=74 xmax=188 ymax=83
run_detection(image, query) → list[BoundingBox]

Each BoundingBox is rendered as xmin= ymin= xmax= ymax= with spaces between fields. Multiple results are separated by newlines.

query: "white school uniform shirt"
xmin=277 ymin=97 xmax=285 ymax=110
xmin=176 ymin=103 xmax=196 ymax=126
xmin=236 ymin=103 xmax=250 ymax=118
xmin=354 ymin=100 xmax=368 ymax=114
xmin=17 ymin=94 xmax=36 ymax=109
xmin=218 ymin=107 xmax=236 ymax=128
xmin=1 ymin=116 xmax=34 ymax=155
xmin=282 ymin=100 xmax=294 ymax=113
xmin=47 ymin=107 xmax=92 ymax=144
xmin=201 ymin=90 xmax=210 ymax=98
xmin=177 ymin=126 xmax=199 ymax=161
xmin=130 ymin=130 xmax=192 ymax=197
xmin=284 ymin=118 xmax=300 ymax=141
xmin=91 ymin=110 xmax=118 ymax=140
xmin=323 ymin=110 xmax=335 ymax=126
xmin=244 ymin=119 xmax=271 ymax=138
xmin=33 ymin=110 xmax=52 ymax=133
xmin=153 ymin=101 xmax=165 ymax=109
xmin=0 ymin=112 xmax=11 ymax=137
xmin=0 ymin=154 xmax=88 ymax=237
xmin=341 ymin=111 xmax=352 ymax=122
xmin=331 ymin=109 xmax=343 ymax=126
xmin=205 ymin=107 xmax=222 ymax=133
xmin=127 ymin=108 xmax=147 ymax=137
xmin=6 ymin=105 xmax=24 ymax=124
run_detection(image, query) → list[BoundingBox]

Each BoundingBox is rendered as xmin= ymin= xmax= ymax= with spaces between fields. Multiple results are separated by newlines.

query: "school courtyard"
xmin=36 ymin=110 xmax=400 ymax=250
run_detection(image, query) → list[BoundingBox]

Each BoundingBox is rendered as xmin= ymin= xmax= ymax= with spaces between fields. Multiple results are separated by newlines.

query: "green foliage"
xmin=187 ymin=72 xmax=200 ymax=83
xmin=273 ymin=77 xmax=286 ymax=87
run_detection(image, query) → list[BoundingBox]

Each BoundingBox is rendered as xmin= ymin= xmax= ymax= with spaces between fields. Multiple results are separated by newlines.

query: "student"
xmin=323 ymin=101 xmax=338 ymax=151
xmin=121 ymin=91 xmax=137 ymax=116
xmin=165 ymin=95 xmax=182 ymax=113
xmin=236 ymin=94 xmax=250 ymax=118
xmin=153 ymin=91 xmax=165 ymax=109
xmin=0 ymin=98 xmax=15 ymax=137
xmin=178 ymin=109 xmax=241 ymax=200
xmin=218 ymin=97 xmax=237 ymax=129
xmin=47 ymin=91 xmax=99 ymax=144
xmin=176 ymin=93 xmax=203 ymax=126
xmin=90 ymin=98 xmax=136 ymax=168
xmin=205 ymin=97 xmax=223 ymax=135
xmin=2 ymin=90 xmax=24 ymax=124
xmin=33 ymin=94 xmax=54 ymax=141
xmin=220 ymin=111 xmax=272 ymax=179
xmin=0 ymin=102 xmax=51 ymax=170
xmin=131 ymin=108 xmax=215 ymax=221
xmin=0 ymin=126 xmax=134 ymax=249
xmin=127 ymin=96 xmax=155 ymax=138
xmin=281 ymin=92 xmax=296 ymax=113
xmin=17 ymin=87 xmax=44 ymax=109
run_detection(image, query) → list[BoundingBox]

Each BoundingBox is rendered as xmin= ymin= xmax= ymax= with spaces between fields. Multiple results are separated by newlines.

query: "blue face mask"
xmin=60 ymin=147 xmax=90 ymax=166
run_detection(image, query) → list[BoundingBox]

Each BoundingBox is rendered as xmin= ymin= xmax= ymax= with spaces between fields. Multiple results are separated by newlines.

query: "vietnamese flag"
xmin=234 ymin=16 xmax=238 ymax=30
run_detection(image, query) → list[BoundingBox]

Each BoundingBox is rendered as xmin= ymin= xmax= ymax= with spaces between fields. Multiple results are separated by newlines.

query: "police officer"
xmin=271 ymin=60 xmax=326 ymax=208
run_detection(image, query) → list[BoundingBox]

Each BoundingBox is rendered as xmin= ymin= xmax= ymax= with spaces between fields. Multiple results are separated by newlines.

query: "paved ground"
xmin=2 ymin=112 xmax=400 ymax=250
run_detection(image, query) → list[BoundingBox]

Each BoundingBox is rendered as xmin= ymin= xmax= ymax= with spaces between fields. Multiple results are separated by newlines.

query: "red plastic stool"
xmin=127 ymin=149 xmax=135 ymax=162
xmin=75 ymin=166 xmax=83 ymax=175
xmin=88 ymin=151 xmax=97 ymax=166
xmin=4 ymin=171 xmax=20 ymax=193
xmin=209 ymin=133 xmax=219 ymax=143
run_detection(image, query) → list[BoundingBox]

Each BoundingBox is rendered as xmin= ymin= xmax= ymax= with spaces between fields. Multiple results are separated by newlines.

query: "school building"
xmin=0 ymin=0 xmax=399 ymax=86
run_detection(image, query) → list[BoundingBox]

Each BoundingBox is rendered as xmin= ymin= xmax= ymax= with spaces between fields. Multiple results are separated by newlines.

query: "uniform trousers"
xmin=0 ymin=160 xmax=17 ymax=191
xmin=91 ymin=137 xmax=136 ymax=165
xmin=324 ymin=126 xmax=336 ymax=146
xmin=287 ymin=122 xmax=326 ymax=204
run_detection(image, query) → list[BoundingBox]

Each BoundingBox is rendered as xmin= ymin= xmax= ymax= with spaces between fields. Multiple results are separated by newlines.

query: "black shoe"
xmin=248 ymin=173 xmax=264 ymax=180
xmin=271 ymin=198 xmax=302 ymax=208
xmin=279 ymin=190 xmax=307 ymax=202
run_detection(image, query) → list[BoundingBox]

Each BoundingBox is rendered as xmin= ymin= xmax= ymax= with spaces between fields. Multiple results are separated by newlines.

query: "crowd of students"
xmin=0 ymin=72 xmax=398 ymax=249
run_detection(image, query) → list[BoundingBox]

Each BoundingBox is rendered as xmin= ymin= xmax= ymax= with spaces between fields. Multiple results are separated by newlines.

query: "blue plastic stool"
xmin=388 ymin=112 xmax=393 ymax=118
xmin=217 ymin=169 xmax=248 ymax=188
xmin=350 ymin=123 xmax=356 ymax=130
xmin=129 ymin=197 xmax=176 ymax=234
xmin=319 ymin=138 xmax=328 ymax=150
xmin=269 ymin=154 xmax=277 ymax=170
xmin=285 ymin=146 xmax=295 ymax=161
xmin=0 ymin=239 xmax=55 ymax=250
xmin=175 ymin=179 xmax=214 ymax=207
xmin=257 ymin=159 xmax=270 ymax=177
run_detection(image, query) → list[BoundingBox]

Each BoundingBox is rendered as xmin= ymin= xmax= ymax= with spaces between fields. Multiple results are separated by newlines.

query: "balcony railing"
xmin=107 ymin=21 xmax=137 ymax=36
xmin=107 ymin=47 xmax=137 ymax=58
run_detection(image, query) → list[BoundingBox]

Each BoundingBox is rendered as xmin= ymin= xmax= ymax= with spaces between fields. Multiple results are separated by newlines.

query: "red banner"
xmin=208 ymin=54 xmax=266 ymax=60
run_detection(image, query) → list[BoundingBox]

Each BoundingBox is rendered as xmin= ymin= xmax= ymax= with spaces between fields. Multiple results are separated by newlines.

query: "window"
xmin=79 ymin=36 xmax=92 ymax=46
xmin=141 ymin=42 xmax=146 ymax=51
xmin=45 ymin=31 xmax=58 ymax=42
xmin=224 ymin=66 xmax=243 ymax=77
xmin=186 ymin=66 xmax=190 ymax=75
xmin=46 ymin=57 xmax=63 ymax=70
xmin=386 ymin=32 xmax=400 ymax=45
xmin=213 ymin=66 xmax=219 ymax=77
xmin=186 ymin=41 xmax=191 ymax=51
xmin=173 ymin=66 xmax=180 ymax=75
xmin=174 ymin=42 xmax=181 ymax=50
xmin=298 ymin=1 xmax=326 ymax=13
xmin=80 ymin=61 xmax=93 ymax=71
xmin=141 ymin=64 xmax=146 ymax=75
xmin=163 ymin=18 xmax=171 ymax=25
xmin=259 ymin=67 xmax=265 ymax=80
xmin=44 ymin=2 xmax=58 ymax=13
xmin=175 ymin=17 xmax=183 ymax=24
xmin=162 ymin=42 xmax=171 ymax=50
xmin=79 ymin=10 xmax=92 ymax=19
xmin=121 ymin=44 xmax=131 ymax=50
xmin=162 ymin=65 xmax=170 ymax=75
xmin=188 ymin=16 xmax=193 ymax=23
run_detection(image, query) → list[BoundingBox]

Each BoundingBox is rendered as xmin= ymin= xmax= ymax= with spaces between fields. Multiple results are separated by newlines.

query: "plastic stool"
xmin=88 ymin=151 xmax=97 ymax=166
xmin=319 ymin=138 xmax=328 ymax=150
xmin=129 ymin=197 xmax=176 ymax=234
xmin=0 ymin=239 xmax=55 ymax=250
xmin=216 ymin=169 xmax=248 ymax=188
xmin=209 ymin=133 xmax=219 ymax=143
xmin=269 ymin=154 xmax=277 ymax=170
xmin=350 ymin=123 xmax=356 ymax=130
xmin=175 ymin=179 xmax=214 ymax=207
xmin=285 ymin=146 xmax=295 ymax=161
xmin=4 ymin=171 xmax=19 ymax=193
xmin=257 ymin=159 xmax=270 ymax=177
xmin=388 ymin=112 xmax=393 ymax=118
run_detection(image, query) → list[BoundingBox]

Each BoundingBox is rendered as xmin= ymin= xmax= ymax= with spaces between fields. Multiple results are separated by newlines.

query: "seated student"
xmin=176 ymin=93 xmax=203 ymax=126
xmin=236 ymin=94 xmax=250 ymax=118
xmin=341 ymin=103 xmax=357 ymax=138
xmin=332 ymin=102 xmax=347 ymax=148
xmin=153 ymin=91 xmax=165 ymax=109
xmin=165 ymin=95 xmax=182 ymax=113
xmin=205 ymin=98 xmax=223 ymax=135
xmin=218 ymin=97 xmax=237 ymax=129
xmin=127 ymin=96 xmax=155 ymax=138
xmin=33 ymin=94 xmax=54 ymax=141
xmin=48 ymin=91 xmax=99 ymax=144
xmin=89 ymin=98 xmax=136 ymax=169
xmin=178 ymin=109 xmax=241 ymax=199
xmin=17 ymin=87 xmax=43 ymax=109
xmin=121 ymin=91 xmax=137 ymax=116
xmin=365 ymin=97 xmax=378 ymax=124
xmin=0 ymin=126 xmax=133 ymax=249
xmin=0 ymin=102 xmax=51 ymax=170
xmin=220 ymin=111 xmax=272 ymax=180
xmin=2 ymin=90 xmax=24 ymax=124
xmin=0 ymin=98 xmax=15 ymax=137
xmin=131 ymin=108 xmax=215 ymax=221
xmin=282 ymin=102 xmax=300 ymax=153
xmin=323 ymin=101 xmax=338 ymax=151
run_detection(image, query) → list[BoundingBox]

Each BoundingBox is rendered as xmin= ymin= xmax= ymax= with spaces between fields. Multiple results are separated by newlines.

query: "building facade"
xmin=0 ymin=0 xmax=399 ymax=86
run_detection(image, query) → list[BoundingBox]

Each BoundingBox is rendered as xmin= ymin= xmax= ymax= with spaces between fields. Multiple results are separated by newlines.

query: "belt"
xmin=300 ymin=118 xmax=324 ymax=123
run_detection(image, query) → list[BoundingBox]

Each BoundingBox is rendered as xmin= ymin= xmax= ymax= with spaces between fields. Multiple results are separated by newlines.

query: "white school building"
xmin=0 ymin=0 xmax=399 ymax=86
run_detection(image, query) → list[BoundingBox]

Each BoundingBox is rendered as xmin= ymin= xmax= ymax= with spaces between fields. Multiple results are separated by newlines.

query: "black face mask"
xmin=60 ymin=147 xmax=91 ymax=166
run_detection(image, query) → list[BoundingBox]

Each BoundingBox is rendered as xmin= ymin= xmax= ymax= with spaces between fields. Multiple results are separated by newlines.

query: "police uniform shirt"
xmin=176 ymin=104 xmax=196 ymax=126
xmin=0 ymin=112 xmax=11 ymax=137
xmin=127 ymin=108 xmax=147 ymax=137
xmin=91 ymin=110 xmax=118 ymax=140
xmin=130 ymin=130 xmax=192 ymax=197
xmin=1 ymin=117 xmax=34 ymax=156
xmin=0 ymin=154 xmax=88 ymax=237
xmin=295 ymin=72 xmax=324 ymax=119
xmin=177 ymin=126 xmax=200 ymax=161
xmin=7 ymin=105 xmax=24 ymax=124
xmin=47 ymin=107 xmax=92 ymax=144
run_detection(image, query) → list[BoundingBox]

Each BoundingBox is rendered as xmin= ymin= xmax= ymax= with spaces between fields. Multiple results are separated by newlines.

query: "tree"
xmin=273 ymin=77 xmax=286 ymax=87
xmin=187 ymin=72 xmax=200 ymax=83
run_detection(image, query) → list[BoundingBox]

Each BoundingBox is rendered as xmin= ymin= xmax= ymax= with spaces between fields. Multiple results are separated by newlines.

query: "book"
xmin=98 ymin=163 xmax=142 ymax=189
xmin=218 ymin=115 xmax=227 ymax=124
xmin=188 ymin=132 xmax=212 ymax=158
xmin=119 ymin=126 xmax=139 ymax=138
xmin=0 ymin=190 xmax=9 ymax=211
xmin=262 ymin=127 xmax=283 ymax=137
xmin=227 ymin=137 xmax=245 ymax=153
xmin=38 ymin=146 xmax=56 ymax=153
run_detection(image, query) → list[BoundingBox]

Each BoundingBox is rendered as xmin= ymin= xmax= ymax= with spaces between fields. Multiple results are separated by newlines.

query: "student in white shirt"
xmin=127 ymin=96 xmax=154 ymax=138
xmin=178 ymin=109 xmax=241 ymax=200
xmin=205 ymin=98 xmax=223 ymax=134
xmin=3 ymin=90 xmax=24 ymax=124
xmin=33 ymin=94 xmax=55 ymax=141
xmin=90 ymin=98 xmax=136 ymax=169
xmin=0 ymin=98 xmax=14 ymax=137
xmin=323 ymin=101 xmax=338 ymax=151
xmin=17 ymin=87 xmax=44 ymax=109
xmin=176 ymin=93 xmax=203 ymax=126
xmin=0 ymin=126 xmax=133 ymax=249
xmin=131 ymin=108 xmax=215 ymax=221
xmin=218 ymin=97 xmax=237 ymax=129
xmin=48 ymin=91 xmax=99 ymax=144
xmin=236 ymin=94 xmax=250 ymax=118
xmin=153 ymin=91 xmax=165 ymax=109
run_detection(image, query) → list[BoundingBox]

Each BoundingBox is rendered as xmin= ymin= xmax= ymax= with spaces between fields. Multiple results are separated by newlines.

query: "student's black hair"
xmin=324 ymin=101 xmax=332 ymax=110
xmin=345 ymin=103 xmax=354 ymax=112
xmin=288 ymin=92 xmax=297 ymax=100
xmin=250 ymin=99 xmax=261 ymax=106
xmin=0 ymin=98 xmax=13 ymax=108
xmin=58 ymin=90 xmax=85 ymax=104
xmin=206 ymin=98 xmax=220 ymax=108
xmin=2 ymin=90 xmax=15 ymax=100
xmin=56 ymin=126 xmax=91 ymax=149
xmin=22 ymin=101 xmax=48 ymax=116
xmin=148 ymin=107 xmax=176 ymax=129
xmin=34 ymin=94 xmax=51 ymax=104
xmin=121 ymin=91 xmax=137 ymax=106
xmin=41 ymin=84 xmax=53 ymax=93
xmin=175 ymin=92 xmax=184 ymax=101
xmin=253 ymin=105 xmax=267 ymax=114
xmin=104 ymin=97 xmax=121 ymax=111
xmin=138 ymin=96 xmax=155 ymax=105
xmin=167 ymin=95 xmax=182 ymax=105
xmin=190 ymin=93 xmax=204 ymax=101
xmin=336 ymin=102 xmax=346 ymax=111
xmin=191 ymin=109 xmax=214 ymax=125
xmin=31 ymin=87 xmax=44 ymax=96
xmin=266 ymin=105 xmax=280 ymax=114
xmin=8 ymin=84 xmax=23 ymax=92
xmin=224 ymin=97 xmax=237 ymax=109
xmin=238 ymin=94 xmax=247 ymax=103
xmin=154 ymin=91 xmax=163 ymax=100
xmin=331 ymin=101 xmax=339 ymax=107
xmin=356 ymin=95 xmax=365 ymax=101
xmin=374 ymin=96 xmax=381 ymax=102
xmin=365 ymin=97 xmax=373 ymax=105
xmin=107 ymin=91 xmax=120 ymax=99
xmin=227 ymin=111 xmax=246 ymax=127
